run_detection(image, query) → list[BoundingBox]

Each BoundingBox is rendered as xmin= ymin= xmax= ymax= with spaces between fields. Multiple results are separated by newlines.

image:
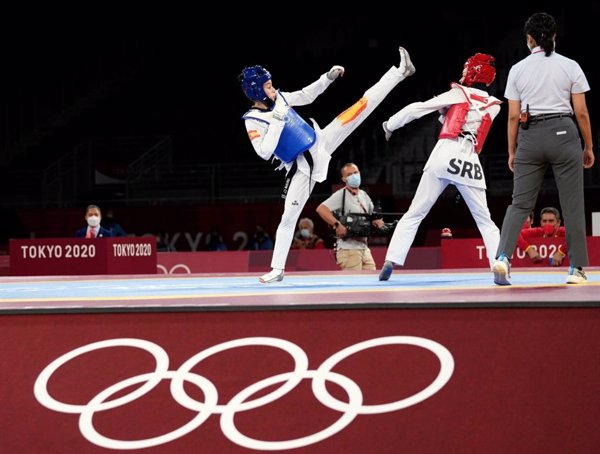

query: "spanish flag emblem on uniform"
xmin=248 ymin=130 xmax=261 ymax=140
xmin=336 ymin=97 xmax=368 ymax=125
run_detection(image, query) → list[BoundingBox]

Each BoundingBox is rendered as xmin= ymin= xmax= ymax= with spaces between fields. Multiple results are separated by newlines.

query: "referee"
xmin=493 ymin=12 xmax=595 ymax=285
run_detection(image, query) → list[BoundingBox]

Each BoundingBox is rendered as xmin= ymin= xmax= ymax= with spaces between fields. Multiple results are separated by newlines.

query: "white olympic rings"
xmin=34 ymin=336 xmax=454 ymax=451
xmin=156 ymin=263 xmax=192 ymax=274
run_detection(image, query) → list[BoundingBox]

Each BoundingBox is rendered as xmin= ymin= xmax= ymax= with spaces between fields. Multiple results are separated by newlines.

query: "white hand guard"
xmin=327 ymin=65 xmax=345 ymax=80
xmin=398 ymin=47 xmax=415 ymax=77
xmin=272 ymin=101 xmax=289 ymax=122
xmin=382 ymin=121 xmax=393 ymax=141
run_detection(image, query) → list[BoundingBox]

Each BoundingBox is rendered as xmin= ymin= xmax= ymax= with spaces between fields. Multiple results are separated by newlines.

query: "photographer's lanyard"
xmin=346 ymin=187 xmax=368 ymax=213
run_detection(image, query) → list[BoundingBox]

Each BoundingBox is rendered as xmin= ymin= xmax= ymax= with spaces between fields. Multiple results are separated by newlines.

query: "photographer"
xmin=316 ymin=163 xmax=384 ymax=270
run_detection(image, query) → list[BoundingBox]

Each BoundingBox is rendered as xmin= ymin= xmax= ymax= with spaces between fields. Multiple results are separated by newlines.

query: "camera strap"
xmin=344 ymin=187 xmax=368 ymax=213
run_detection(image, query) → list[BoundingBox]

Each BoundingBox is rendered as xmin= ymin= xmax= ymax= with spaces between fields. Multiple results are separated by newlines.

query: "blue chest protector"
xmin=243 ymin=107 xmax=316 ymax=163
xmin=273 ymin=108 xmax=316 ymax=163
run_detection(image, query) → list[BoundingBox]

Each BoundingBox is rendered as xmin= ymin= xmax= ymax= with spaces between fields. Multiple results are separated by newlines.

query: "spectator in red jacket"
xmin=522 ymin=211 xmax=534 ymax=229
xmin=518 ymin=207 xmax=566 ymax=266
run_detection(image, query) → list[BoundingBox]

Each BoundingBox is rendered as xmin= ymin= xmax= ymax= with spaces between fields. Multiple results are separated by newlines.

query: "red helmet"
xmin=461 ymin=53 xmax=496 ymax=86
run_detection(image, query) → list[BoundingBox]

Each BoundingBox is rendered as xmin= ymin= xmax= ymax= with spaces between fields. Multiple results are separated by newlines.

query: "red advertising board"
xmin=155 ymin=247 xmax=441 ymax=274
xmin=1 ymin=308 xmax=599 ymax=453
xmin=9 ymin=237 xmax=157 ymax=276
xmin=442 ymin=236 xmax=600 ymax=268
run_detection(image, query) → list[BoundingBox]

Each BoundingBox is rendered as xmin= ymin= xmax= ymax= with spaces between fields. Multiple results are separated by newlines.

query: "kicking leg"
xmin=321 ymin=47 xmax=415 ymax=154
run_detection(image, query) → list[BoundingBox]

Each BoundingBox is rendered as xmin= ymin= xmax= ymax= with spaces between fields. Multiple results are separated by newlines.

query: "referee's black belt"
xmin=529 ymin=113 xmax=572 ymax=123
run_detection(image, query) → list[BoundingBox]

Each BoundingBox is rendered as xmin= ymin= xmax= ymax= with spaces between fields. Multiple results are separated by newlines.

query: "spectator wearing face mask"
xmin=75 ymin=205 xmax=113 ymax=238
xmin=291 ymin=217 xmax=325 ymax=249
xmin=517 ymin=206 xmax=567 ymax=266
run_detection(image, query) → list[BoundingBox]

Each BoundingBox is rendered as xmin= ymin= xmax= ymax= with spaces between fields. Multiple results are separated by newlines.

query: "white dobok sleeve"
xmin=386 ymin=89 xmax=464 ymax=132
xmin=280 ymin=73 xmax=334 ymax=107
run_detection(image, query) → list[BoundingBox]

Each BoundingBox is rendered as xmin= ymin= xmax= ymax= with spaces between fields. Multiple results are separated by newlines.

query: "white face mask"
xmin=346 ymin=173 xmax=361 ymax=188
xmin=87 ymin=215 xmax=100 ymax=227
xmin=300 ymin=228 xmax=310 ymax=238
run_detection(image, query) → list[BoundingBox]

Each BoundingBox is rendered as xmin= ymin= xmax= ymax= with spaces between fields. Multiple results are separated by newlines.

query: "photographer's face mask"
xmin=346 ymin=173 xmax=361 ymax=188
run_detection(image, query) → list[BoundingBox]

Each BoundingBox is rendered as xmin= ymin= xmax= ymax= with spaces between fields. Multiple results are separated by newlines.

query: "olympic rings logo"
xmin=156 ymin=263 xmax=192 ymax=274
xmin=34 ymin=336 xmax=454 ymax=451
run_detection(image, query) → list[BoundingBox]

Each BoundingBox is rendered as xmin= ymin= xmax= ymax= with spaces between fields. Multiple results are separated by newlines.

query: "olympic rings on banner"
xmin=34 ymin=338 xmax=170 ymax=414
xmin=34 ymin=336 xmax=454 ymax=450
xmin=156 ymin=264 xmax=192 ymax=274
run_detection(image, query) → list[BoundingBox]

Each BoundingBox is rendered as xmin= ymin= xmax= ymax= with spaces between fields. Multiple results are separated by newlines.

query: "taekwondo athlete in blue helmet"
xmin=240 ymin=47 xmax=416 ymax=283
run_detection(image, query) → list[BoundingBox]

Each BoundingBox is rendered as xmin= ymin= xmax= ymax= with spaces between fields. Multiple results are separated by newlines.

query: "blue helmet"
xmin=240 ymin=65 xmax=272 ymax=102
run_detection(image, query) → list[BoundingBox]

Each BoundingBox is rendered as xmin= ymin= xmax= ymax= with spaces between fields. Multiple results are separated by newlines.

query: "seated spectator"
xmin=206 ymin=227 xmax=227 ymax=251
xmin=522 ymin=211 xmax=534 ymax=229
xmin=75 ymin=205 xmax=113 ymax=238
xmin=517 ymin=207 xmax=566 ymax=266
xmin=249 ymin=225 xmax=274 ymax=250
xmin=101 ymin=208 xmax=127 ymax=237
xmin=291 ymin=217 xmax=325 ymax=250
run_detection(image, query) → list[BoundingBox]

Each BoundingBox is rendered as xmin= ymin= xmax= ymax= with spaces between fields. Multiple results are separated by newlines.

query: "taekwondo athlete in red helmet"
xmin=379 ymin=53 xmax=502 ymax=281
xmin=240 ymin=47 xmax=416 ymax=283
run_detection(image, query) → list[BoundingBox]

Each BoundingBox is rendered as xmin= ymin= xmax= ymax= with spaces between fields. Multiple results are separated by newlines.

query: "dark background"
xmin=1 ymin=4 xmax=599 ymax=248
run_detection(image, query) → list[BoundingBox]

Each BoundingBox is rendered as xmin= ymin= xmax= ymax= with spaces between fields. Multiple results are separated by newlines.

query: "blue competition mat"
xmin=1 ymin=269 xmax=599 ymax=311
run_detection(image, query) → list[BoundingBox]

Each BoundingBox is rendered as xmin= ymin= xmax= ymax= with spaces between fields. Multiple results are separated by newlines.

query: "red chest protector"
xmin=438 ymin=84 xmax=501 ymax=154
